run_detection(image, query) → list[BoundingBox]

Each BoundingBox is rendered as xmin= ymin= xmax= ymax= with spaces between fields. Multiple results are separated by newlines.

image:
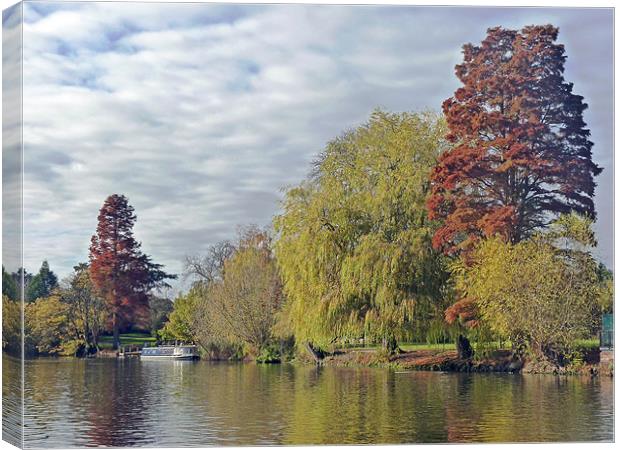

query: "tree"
xmin=25 ymin=295 xmax=69 ymax=355
xmin=2 ymin=295 xmax=21 ymax=354
xmin=275 ymin=110 xmax=450 ymax=353
xmin=89 ymin=194 xmax=176 ymax=349
xmin=2 ymin=266 xmax=18 ymax=300
xmin=207 ymin=227 xmax=283 ymax=353
xmin=595 ymin=263 xmax=613 ymax=314
xmin=26 ymin=261 xmax=58 ymax=302
xmin=11 ymin=268 xmax=33 ymax=299
xmin=161 ymin=238 xmax=237 ymax=358
xmin=453 ymin=214 xmax=603 ymax=363
xmin=162 ymin=228 xmax=284 ymax=359
xmin=184 ymin=240 xmax=235 ymax=284
xmin=148 ymin=295 xmax=174 ymax=336
xmin=158 ymin=292 xmax=197 ymax=343
xmin=428 ymin=25 xmax=602 ymax=255
xmin=59 ymin=263 xmax=108 ymax=355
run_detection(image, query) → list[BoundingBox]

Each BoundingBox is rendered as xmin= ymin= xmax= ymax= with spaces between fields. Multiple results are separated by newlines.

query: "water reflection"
xmin=6 ymin=355 xmax=612 ymax=448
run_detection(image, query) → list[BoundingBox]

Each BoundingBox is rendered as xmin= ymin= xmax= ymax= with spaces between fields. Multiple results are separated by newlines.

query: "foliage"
xmin=26 ymin=261 xmax=58 ymax=302
xmin=192 ymin=227 xmax=283 ymax=354
xmin=255 ymin=343 xmax=282 ymax=364
xmin=89 ymin=194 xmax=176 ymax=348
xmin=148 ymin=295 xmax=174 ymax=335
xmin=274 ymin=110 xmax=450 ymax=351
xmin=25 ymin=295 xmax=70 ymax=355
xmin=8 ymin=268 xmax=33 ymax=301
xmin=59 ymin=263 xmax=108 ymax=355
xmin=2 ymin=266 xmax=18 ymax=300
xmin=158 ymin=292 xmax=197 ymax=343
xmin=454 ymin=214 xmax=604 ymax=363
xmin=2 ymin=295 xmax=21 ymax=354
xmin=595 ymin=263 xmax=613 ymax=313
xmin=162 ymin=227 xmax=284 ymax=359
xmin=428 ymin=25 xmax=602 ymax=255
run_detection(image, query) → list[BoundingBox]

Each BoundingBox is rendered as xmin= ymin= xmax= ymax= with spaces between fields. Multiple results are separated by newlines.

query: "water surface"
xmin=3 ymin=355 xmax=614 ymax=447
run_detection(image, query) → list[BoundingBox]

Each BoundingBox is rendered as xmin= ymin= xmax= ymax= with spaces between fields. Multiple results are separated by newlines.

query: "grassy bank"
xmin=98 ymin=332 xmax=156 ymax=350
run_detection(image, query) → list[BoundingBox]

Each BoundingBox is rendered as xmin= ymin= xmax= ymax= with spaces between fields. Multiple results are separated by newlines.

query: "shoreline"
xmin=303 ymin=348 xmax=614 ymax=377
xmin=7 ymin=347 xmax=614 ymax=377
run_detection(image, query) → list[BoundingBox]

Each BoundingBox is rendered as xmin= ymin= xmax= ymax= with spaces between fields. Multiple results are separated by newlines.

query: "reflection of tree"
xmin=18 ymin=360 xmax=614 ymax=446
xmin=439 ymin=374 xmax=614 ymax=443
xmin=284 ymin=366 xmax=439 ymax=444
xmin=82 ymin=359 xmax=151 ymax=446
xmin=186 ymin=363 xmax=296 ymax=445
xmin=2 ymin=354 xmax=23 ymax=447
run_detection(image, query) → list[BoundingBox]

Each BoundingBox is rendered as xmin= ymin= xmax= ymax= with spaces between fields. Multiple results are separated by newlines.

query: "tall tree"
xmin=26 ymin=261 xmax=59 ymax=301
xmin=12 ymin=268 xmax=33 ymax=299
xmin=2 ymin=266 xmax=18 ymax=300
xmin=428 ymin=25 xmax=602 ymax=255
xmin=60 ymin=263 xmax=107 ymax=355
xmin=275 ymin=110 xmax=449 ymax=353
xmin=89 ymin=194 xmax=175 ymax=349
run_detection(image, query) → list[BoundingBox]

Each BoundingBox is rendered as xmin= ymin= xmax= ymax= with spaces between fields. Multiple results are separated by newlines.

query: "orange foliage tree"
xmin=428 ymin=25 xmax=601 ymax=255
xmin=89 ymin=194 xmax=175 ymax=349
xmin=427 ymin=25 xmax=602 ymax=339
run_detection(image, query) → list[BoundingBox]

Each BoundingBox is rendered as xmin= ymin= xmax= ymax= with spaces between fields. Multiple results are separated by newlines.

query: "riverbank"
xmin=304 ymin=347 xmax=614 ymax=377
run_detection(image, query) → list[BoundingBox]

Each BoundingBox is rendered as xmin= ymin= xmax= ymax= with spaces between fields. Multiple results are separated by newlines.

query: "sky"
xmin=3 ymin=2 xmax=614 ymax=286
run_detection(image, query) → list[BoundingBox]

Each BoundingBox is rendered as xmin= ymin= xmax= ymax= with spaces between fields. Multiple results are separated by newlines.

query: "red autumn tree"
xmin=428 ymin=25 xmax=602 ymax=256
xmin=89 ymin=194 xmax=175 ymax=349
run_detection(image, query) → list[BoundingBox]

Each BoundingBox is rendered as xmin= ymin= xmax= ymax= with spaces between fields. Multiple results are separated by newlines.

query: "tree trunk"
xmin=112 ymin=312 xmax=120 ymax=350
xmin=456 ymin=334 xmax=473 ymax=359
xmin=382 ymin=335 xmax=399 ymax=355
xmin=305 ymin=342 xmax=324 ymax=364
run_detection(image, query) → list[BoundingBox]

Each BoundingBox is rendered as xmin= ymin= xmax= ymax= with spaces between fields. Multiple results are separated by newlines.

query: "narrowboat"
xmin=140 ymin=343 xmax=199 ymax=360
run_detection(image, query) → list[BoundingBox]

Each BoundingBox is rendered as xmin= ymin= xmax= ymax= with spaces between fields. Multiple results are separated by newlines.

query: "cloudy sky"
xmin=8 ymin=2 xmax=614 ymax=284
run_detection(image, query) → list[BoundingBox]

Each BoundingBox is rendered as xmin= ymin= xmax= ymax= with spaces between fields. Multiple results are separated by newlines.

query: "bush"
xmin=256 ymin=344 xmax=281 ymax=364
xmin=454 ymin=214 xmax=604 ymax=364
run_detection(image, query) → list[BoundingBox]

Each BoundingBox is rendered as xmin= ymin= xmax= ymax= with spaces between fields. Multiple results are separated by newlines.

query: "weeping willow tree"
xmin=274 ymin=110 xmax=450 ymax=353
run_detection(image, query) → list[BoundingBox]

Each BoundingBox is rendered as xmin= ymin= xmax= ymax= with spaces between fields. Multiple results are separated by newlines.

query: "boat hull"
xmin=140 ymin=354 xmax=198 ymax=360
xmin=140 ymin=344 xmax=200 ymax=360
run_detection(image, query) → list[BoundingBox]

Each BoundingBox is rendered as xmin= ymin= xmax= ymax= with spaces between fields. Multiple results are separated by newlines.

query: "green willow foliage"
xmin=274 ymin=110 xmax=450 ymax=350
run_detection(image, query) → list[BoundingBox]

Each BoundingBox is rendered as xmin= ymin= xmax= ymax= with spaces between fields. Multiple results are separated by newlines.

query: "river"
xmin=2 ymin=355 xmax=614 ymax=447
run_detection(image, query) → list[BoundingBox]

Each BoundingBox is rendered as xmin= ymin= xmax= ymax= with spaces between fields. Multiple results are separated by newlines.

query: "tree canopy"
xmin=26 ymin=261 xmax=58 ymax=302
xmin=2 ymin=266 xmax=18 ymax=300
xmin=89 ymin=194 xmax=175 ymax=348
xmin=453 ymin=213 xmax=605 ymax=361
xmin=428 ymin=25 xmax=602 ymax=255
xmin=274 ymin=110 xmax=450 ymax=351
xmin=59 ymin=263 xmax=107 ymax=355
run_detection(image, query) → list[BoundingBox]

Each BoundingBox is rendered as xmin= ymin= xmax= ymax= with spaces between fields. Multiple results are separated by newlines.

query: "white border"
xmin=0 ymin=2 xmax=616 ymax=450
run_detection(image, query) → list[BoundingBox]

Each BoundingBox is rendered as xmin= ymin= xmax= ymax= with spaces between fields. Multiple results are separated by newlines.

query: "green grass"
xmin=400 ymin=342 xmax=456 ymax=351
xmin=344 ymin=342 xmax=456 ymax=352
xmin=343 ymin=338 xmax=601 ymax=354
xmin=574 ymin=338 xmax=600 ymax=350
xmin=98 ymin=332 xmax=156 ymax=350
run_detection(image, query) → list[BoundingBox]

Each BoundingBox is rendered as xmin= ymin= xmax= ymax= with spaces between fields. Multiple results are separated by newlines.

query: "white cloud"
xmin=16 ymin=3 xmax=614 ymax=284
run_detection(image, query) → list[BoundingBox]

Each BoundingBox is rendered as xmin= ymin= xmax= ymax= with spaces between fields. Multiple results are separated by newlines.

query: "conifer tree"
xmin=89 ymin=194 xmax=175 ymax=349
